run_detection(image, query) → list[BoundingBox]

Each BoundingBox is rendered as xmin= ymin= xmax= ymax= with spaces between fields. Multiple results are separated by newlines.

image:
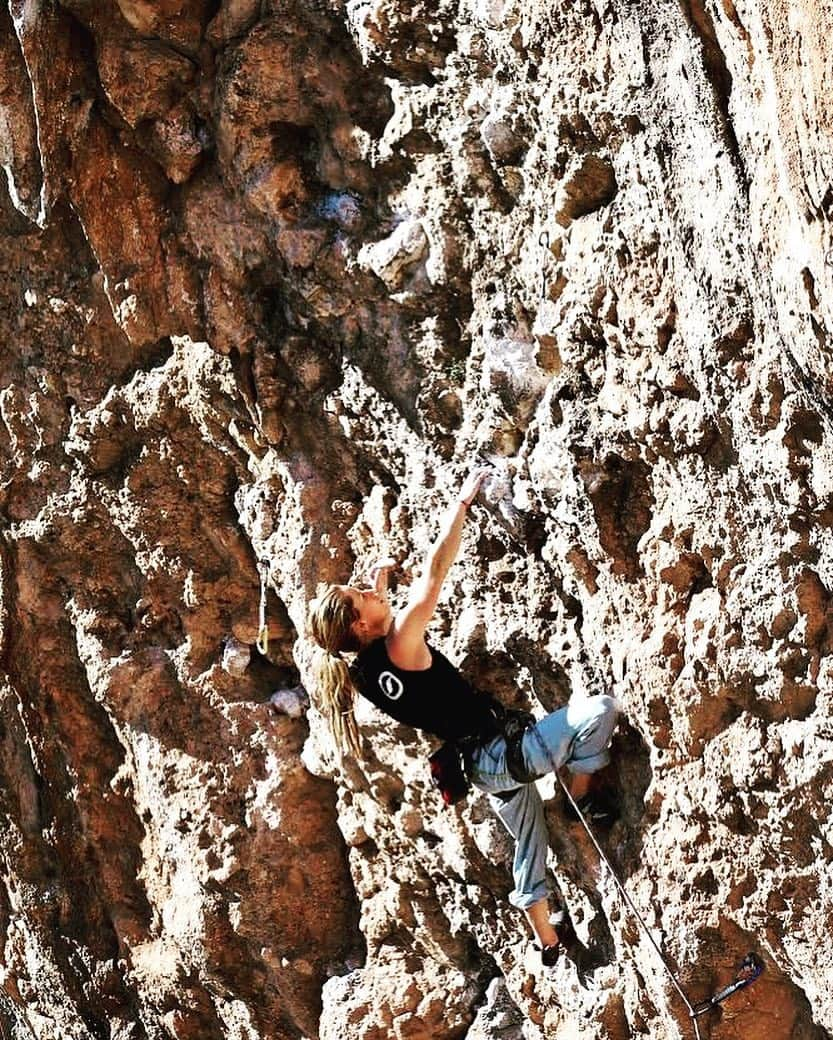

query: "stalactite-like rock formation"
xmin=0 ymin=1 xmax=832 ymax=1038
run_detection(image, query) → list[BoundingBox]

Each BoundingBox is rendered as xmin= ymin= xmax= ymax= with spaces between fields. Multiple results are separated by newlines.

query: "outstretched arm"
xmin=387 ymin=467 xmax=488 ymax=669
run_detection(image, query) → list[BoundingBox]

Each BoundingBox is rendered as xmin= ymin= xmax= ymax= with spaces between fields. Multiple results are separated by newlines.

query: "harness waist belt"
xmin=460 ymin=704 xmax=537 ymax=784
xmin=503 ymin=710 xmax=537 ymax=783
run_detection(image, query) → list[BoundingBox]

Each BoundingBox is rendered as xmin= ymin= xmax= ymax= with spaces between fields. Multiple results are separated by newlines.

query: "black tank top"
xmin=354 ymin=637 xmax=500 ymax=742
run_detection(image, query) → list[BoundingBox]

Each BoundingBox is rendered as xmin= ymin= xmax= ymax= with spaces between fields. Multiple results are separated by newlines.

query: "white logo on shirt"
xmin=378 ymin=671 xmax=404 ymax=701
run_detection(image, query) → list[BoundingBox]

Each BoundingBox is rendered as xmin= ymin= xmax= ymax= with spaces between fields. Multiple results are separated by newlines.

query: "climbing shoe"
xmin=537 ymin=907 xmax=576 ymax=968
xmin=551 ymin=907 xmax=577 ymax=948
xmin=536 ymin=906 xmax=574 ymax=969
xmin=564 ymin=789 xmax=619 ymax=826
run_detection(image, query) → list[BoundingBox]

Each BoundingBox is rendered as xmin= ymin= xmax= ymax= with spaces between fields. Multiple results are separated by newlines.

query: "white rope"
xmin=557 ymin=775 xmax=703 ymax=1040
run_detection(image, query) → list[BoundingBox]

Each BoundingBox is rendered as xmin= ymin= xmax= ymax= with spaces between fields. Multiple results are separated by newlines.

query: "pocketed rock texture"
xmin=0 ymin=1 xmax=832 ymax=1038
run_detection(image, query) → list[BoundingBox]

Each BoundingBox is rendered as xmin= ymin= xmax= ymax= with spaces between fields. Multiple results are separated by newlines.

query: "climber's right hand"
xmin=368 ymin=557 xmax=397 ymax=593
xmin=458 ymin=465 xmax=490 ymax=507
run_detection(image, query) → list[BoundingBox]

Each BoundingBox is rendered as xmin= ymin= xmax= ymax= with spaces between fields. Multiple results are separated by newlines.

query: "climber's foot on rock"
xmin=564 ymin=789 xmax=619 ymax=827
xmin=538 ymin=940 xmax=562 ymax=968
xmin=538 ymin=906 xmax=577 ymax=969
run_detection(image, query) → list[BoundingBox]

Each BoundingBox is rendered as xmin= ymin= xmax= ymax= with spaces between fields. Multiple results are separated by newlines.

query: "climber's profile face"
xmin=337 ymin=584 xmax=392 ymax=642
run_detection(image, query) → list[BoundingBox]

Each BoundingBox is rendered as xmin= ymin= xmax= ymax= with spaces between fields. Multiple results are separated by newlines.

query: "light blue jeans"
xmin=469 ymin=695 xmax=620 ymax=909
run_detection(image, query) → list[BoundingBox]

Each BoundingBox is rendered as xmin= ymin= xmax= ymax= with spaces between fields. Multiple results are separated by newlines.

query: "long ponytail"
xmin=308 ymin=587 xmax=363 ymax=759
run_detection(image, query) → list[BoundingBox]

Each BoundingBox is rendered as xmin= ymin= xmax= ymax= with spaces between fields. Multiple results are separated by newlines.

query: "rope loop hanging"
xmin=256 ymin=557 xmax=270 ymax=656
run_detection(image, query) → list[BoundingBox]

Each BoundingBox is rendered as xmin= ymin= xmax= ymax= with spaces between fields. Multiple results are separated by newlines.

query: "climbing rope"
xmin=557 ymin=775 xmax=702 ymax=1036
xmin=256 ymin=558 xmax=270 ymax=655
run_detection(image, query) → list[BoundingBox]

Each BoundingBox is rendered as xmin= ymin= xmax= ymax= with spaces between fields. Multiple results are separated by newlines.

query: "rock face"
xmin=0 ymin=1 xmax=832 ymax=1039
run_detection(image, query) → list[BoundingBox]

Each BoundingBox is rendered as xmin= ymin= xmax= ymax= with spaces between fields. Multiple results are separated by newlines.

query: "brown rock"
xmin=113 ymin=0 xmax=213 ymax=53
xmin=555 ymin=154 xmax=618 ymax=226
xmin=68 ymin=113 xmax=202 ymax=342
xmin=206 ymin=0 xmax=261 ymax=45
xmin=138 ymin=99 xmax=207 ymax=184
xmin=0 ymin=7 xmax=42 ymax=220
xmin=97 ymin=36 xmax=196 ymax=128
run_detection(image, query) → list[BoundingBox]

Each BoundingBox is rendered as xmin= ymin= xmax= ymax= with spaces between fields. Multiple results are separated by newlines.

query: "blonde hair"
xmin=308 ymin=586 xmax=363 ymax=759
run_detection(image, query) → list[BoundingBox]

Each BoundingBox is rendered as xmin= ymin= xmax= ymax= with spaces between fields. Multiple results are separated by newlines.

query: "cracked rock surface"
xmin=0 ymin=1 xmax=832 ymax=1038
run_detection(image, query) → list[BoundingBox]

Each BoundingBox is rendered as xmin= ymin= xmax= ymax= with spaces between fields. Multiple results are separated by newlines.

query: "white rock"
xmin=466 ymin=976 xmax=524 ymax=1038
xmin=481 ymin=112 xmax=520 ymax=163
xmin=481 ymin=335 xmax=550 ymax=419
xmin=357 ymin=219 xmax=429 ymax=290
xmin=222 ymin=637 xmax=251 ymax=677
xmin=471 ymin=0 xmax=520 ymax=30
xmin=270 ymin=686 xmax=309 ymax=718
xmin=532 ymin=299 xmax=561 ymax=345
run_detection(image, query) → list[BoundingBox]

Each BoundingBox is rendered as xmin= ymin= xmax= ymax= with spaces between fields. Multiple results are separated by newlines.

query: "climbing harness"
xmin=539 ymin=230 xmax=551 ymax=299
xmin=429 ymin=705 xmax=533 ymax=806
xmin=503 ymin=709 xmax=537 ymax=783
xmin=256 ymin=558 xmax=270 ymax=655
xmin=558 ymin=776 xmax=764 ymax=1038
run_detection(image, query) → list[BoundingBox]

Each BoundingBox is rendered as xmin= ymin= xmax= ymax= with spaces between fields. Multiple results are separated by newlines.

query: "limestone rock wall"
xmin=0 ymin=1 xmax=832 ymax=1038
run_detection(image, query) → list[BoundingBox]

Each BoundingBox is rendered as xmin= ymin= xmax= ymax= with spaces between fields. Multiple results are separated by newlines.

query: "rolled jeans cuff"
xmin=508 ymin=879 xmax=550 ymax=910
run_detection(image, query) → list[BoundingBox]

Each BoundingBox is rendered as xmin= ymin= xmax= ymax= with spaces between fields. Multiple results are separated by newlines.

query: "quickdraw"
xmin=539 ymin=230 xmax=550 ymax=299
xmin=691 ymin=953 xmax=765 ymax=1018
xmin=256 ymin=558 xmax=270 ymax=655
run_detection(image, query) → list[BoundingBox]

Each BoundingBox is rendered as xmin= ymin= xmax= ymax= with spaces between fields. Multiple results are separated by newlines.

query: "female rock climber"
xmin=307 ymin=466 xmax=620 ymax=966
